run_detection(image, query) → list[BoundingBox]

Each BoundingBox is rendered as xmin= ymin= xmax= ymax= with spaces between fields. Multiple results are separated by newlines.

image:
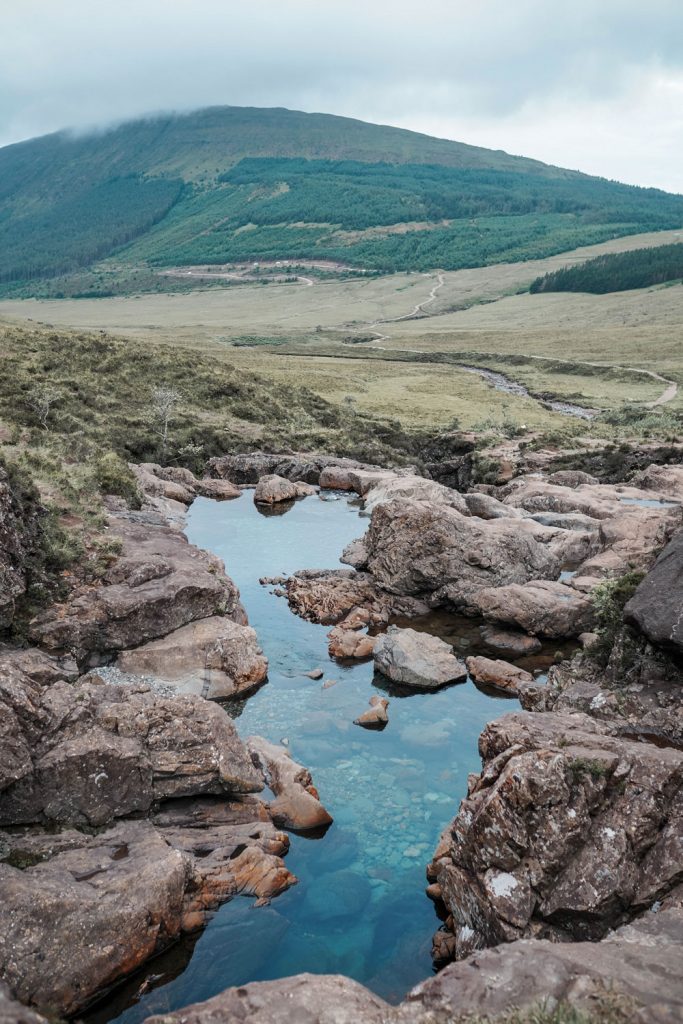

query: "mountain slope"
xmin=1 ymin=105 xmax=682 ymax=292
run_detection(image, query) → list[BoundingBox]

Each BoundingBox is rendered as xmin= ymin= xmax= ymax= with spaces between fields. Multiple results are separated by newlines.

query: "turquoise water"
xmin=102 ymin=491 xmax=521 ymax=1021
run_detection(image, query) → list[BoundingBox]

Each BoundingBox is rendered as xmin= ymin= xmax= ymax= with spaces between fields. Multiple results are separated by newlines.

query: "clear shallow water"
xmin=102 ymin=492 xmax=518 ymax=1022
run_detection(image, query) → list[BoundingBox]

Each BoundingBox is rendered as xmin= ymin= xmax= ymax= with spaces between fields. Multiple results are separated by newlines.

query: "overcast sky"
xmin=2 ymin=0 xmax=682 ymax=192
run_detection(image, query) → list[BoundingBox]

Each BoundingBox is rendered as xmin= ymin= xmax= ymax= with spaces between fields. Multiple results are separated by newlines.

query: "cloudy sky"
xmin=2 ymin=0 xmax=682 ymax=192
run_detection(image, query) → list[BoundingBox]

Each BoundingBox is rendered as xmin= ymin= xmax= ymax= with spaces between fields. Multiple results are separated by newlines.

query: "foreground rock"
xmin=428 ymin=711 xmax=683 ymax=962
xmin=116 ymin=616 xmax=268 ymax=698
xmin=0 ymin=671 xmax=262 ymax=827
xmin=29 ymin=515 xmax=245 ymax=666
xmin=374 ymin=626 xmax=467 ymax=690
xmin=625 ymin=530 xmax=683 ymax=657
xmin=0 ymin=806 xmax=295 ymax=1017
xmin=138 ymin=906 xmax=683 ymax=1024
xmin=465 ymin=656 xmax=534 ymax=695
xmin=247 ymin=737 xmax=333 ymax=832
xmin=468 ymin=579 xmax=595 ymax=637
xmin=253 ymin=474 xmax=317 ymax=505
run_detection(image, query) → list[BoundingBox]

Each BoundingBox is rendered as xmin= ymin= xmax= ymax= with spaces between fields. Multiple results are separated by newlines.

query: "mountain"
xmin=1 ymin=105 xmax=682 ymax=293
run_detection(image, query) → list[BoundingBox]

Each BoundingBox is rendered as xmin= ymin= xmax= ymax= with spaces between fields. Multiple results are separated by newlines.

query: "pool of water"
xmin=101 ymin=491 xmax=524 ymax=1021
xmin=618 ymin=496 xmax=679 ymax=508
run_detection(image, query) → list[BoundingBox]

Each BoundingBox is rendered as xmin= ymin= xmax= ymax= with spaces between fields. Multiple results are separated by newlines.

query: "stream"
xmin=99 ymin=491 xmax=574 ymax=1022
xmin=456 ymin=364 xmax=598 ymax=420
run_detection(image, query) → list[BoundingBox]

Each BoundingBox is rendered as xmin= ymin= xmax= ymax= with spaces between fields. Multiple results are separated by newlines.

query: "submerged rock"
xmin=247 ymin=736 xmax=333 ymax=832
xmin=374 ymin=626 xmax=467 ymax=690
xmin=253 ymin=474 xmax=317 ymax=505
xmin=116 ymin=616 xmax=268 ymax=698
xmin=479 ymin=624 xmax=542 ymax=657
xmin=354 ymin=695 xmax=389 ymax=729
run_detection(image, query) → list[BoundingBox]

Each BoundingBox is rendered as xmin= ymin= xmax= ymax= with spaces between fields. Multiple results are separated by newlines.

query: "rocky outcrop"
xmin=467 ymin=579 xmax=595 ymax=638
xmin=374 ymin=626 xmax=467 ymax=690
xmin=0 ymin=464 xmax=41 ymax=631
xmin=247 ymin=737 xmax=333 ymax=832
xmin=632 ymin=462 xmax=683 ymax=499
xmin=116 ymin=616 xmax=268 ymax=698
xmin=208 ymin=453 xmax=380 ymax=486
xmin=137 ymin=906 xmax=683 ymax=1024
xmin=625 ymin=530 xmax=683 ymax=657
xmin=428 ymin=711 xmax=683 ymax=963
xmin=29 ymin=516 xmax=245 ymax=666
xmin=0 ymin=671 xmax=262 ymax=827
xmin=253 ymin=474 xmax=317 ymax=505
xmin=132 ymin=463 xmax=241 ymax=505
xmin=285 ymin=569 xmax=426 ymax=627
xmin=365 ymin=499 xmax=564 ymax=605
xmin=465 ymin=656 xmax=534 ymax=695
xmin=0 ymin=804 xmax=295 ymax=1017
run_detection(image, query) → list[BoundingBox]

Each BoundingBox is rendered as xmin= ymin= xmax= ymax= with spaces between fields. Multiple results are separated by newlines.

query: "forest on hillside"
xmin=530 ymin=241 xmax=683 ymax=294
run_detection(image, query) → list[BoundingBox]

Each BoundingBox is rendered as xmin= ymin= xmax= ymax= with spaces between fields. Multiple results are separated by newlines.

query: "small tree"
xmin=26 ymin=384 xmax=62 ymax=431
xmin=150 ymin=386 xmax=181 ymax=460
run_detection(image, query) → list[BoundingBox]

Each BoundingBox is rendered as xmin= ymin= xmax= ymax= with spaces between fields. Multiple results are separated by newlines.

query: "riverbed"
xmin=99 ymin=491 xmax=569 ymax=1022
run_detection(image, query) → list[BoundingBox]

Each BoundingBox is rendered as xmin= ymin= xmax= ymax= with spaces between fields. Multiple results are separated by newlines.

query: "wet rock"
xmin=194 ymin=478 xmax=241 ymax=500
xmin=374 ymin=626 xmax=467 ymax=690
xmin=0 ymin=673 xmax=262 ymax=827
xmin=625 ymin=530 xmax=683 ymax=657
xmin=144 ymin=973 xmax=389 ymax=1024
xmin=465 ymin=656 xmax=534 ymax=694
xmin=115 ymin=616 xmax=268 ymax=699
xmin=428 ymin=710 xmax=683 ymax=962
xmin=354 ymin=695 xmax=389 ymax=729
xmin=468 ymin=579 xmax=595 ymax=638
xmin=365 ymin=499 xmax=562 ymax=606
xmin=327 ymin=625 xmax=375 ymax=659
xmin=208 ymin=453 xmax=379 ymax=487
xmin=304 ymin=668 xmax=324 ymax=680
xmin=304 ymin=869 xmax=373 ymax=921
xmin=247 ymin=736 xmax=333 ymax=832
xmin=479 ymin=625 xmax=542 ymax=657
xmin=253 ymin=474 xmax=317 ymax=505
xmin=29 ymin=516 xmax=245 ymax=666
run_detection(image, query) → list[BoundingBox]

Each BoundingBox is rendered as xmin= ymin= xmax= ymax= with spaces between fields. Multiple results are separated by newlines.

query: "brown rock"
xmin=195 ymin=478 xmax=241 ymax=500
xmin=465 ymin=656 xmax=534 ymax=694
xmin=468 ymin=579 xmax=595 ymax=637
xmin=304 ymin=667 xmax=324 ymax=680
xmin=354 ymin=695 xmax=389 ymax=729
xmin=209 ymin=452 xmax=380 ymax=487
xmin=253 ymin=474 xmax=317 ymax=505
xmin=479 ymin=625 xmax=542 ymax=657
xmin=29 ymin=516 xmax=245 ymax=665
xmin=247 ymin=737 xmax=333 ymax=832
xmin=327 ymin=626 xmax=375 ymax=659
xmin=373 ymin=626 xmax=467 ymax=690
xmin=0 ymin=674 xmax=262 ymax=827
xmin=116 ymin=616 xmax=268 ymax=698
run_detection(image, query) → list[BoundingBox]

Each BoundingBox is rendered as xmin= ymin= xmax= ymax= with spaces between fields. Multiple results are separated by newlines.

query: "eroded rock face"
xmin=0 ymin=467 xmax=41 ymax=631
xmin=625 ymin=530 xmax=683 ymax=657
xmin=253 ymin=475 xmax=317 ymax=505
xmin=365 ymin=500 xmax=563 ymax=605
xmin=116 ymin=616 xmax=268 ymax=699
xmin=247 ymin=737 xmax=333 ymax=832
xmin=28 ymin=517 xmax=245 ymax=666
xmin=374 ymin=626 xmax=467 ymax=690
xmin=0 ymin=672 xmax=262 ymax=827
xmin=428 ymin=711 xmax=683 ymax=963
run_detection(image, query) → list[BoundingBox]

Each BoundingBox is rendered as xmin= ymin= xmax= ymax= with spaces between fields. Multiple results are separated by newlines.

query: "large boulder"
xmin=625 ymin=530 xmax=683 ymax=657
xmin=365 ymin=499 xmax=562 ymax=605
xmin=0 ymin=672 xmax=262 ymax=827
xmin=247 ymin=737 xmax=333 ymax=832
xmin=468 ymin=579 xmax=595 ymax=638
xmin=465 ymin=656 xmax=534 ymax=695
xmin=28 ymin=516 xmax=245 ymax=666
xmin=374 ymin=626 xmax=467 ymax=690
xmin=428 ymin=711 xmax=683 ymax=962
xmin=363 ymin=475 xmax=469 ymax=516
xmin=253 ymin=474 xmax=317 ymax=505
xmin=116 ymin=616 xmax=268 ymax=698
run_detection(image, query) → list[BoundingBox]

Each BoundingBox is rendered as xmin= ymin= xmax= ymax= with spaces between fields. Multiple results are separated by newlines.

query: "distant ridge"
xmin=1 ymin=105 xmax=681 ymax=294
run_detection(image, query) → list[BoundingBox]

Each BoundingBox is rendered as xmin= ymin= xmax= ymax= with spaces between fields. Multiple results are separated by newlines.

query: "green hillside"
xmin=1 ymin=105 xmax=682 ymax=294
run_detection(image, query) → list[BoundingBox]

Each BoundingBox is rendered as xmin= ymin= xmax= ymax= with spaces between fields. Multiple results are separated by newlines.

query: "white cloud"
xmin=0 ymin=0 xmax=681 ymax=191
